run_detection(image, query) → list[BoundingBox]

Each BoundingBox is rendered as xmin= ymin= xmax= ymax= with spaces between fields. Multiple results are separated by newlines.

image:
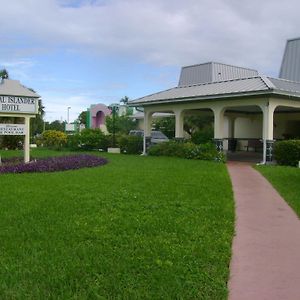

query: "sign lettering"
xmin=0 ymin=124 xmax=26 ymax=135
xmin=0 ymin=96 xmax=37 ymax=114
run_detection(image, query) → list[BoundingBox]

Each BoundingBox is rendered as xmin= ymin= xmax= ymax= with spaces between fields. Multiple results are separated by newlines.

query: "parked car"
xmin=129 ymin=130 xmax=169 ymax=144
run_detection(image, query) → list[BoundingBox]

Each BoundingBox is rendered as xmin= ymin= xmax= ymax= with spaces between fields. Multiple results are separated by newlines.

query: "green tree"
xmin=106 ymin=115 xmax=137 ymax=135
xmin=45 ymin=120 xmax=66 ymax=132
xmin=31 ymin=99 xmax=45 ymax=136
xmin=120 ymin=96 xmax=129 ymax=105
xmin=184 ymin=115 xmax=214 ymax=135
xmin=120 ymin=96 xmax=133 ymax=115
xmin=153 ymin=117 xmax=175 ymax=139
xmin=77 ymin=111 xmax=87 ymax=126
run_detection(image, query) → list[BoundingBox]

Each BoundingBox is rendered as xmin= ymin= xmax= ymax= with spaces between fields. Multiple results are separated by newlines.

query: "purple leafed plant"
xmin=0 ymin=154 xmax=108 ymax=174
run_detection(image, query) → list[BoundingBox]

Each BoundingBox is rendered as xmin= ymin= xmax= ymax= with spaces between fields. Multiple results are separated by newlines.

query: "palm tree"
xmin=0 ymin=69 xmax=9 ymax=80
xmin=120 ymin=96 xmax=129 ymax=105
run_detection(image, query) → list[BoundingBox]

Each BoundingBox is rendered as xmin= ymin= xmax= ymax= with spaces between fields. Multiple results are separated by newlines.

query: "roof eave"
xmin=129 ymin=90 xmax=273 ymax=107
xmin=0 ymin=93 xmax=40 ymax=98
xmin=271 ymin=89 xmax=300 ymax=99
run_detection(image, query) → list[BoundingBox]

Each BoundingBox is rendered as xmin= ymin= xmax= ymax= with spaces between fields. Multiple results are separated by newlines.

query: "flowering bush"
xmin=39 ymin=130 xmax=68 ymax=149
xmin=0 ymin=154 xmax=108 ymax=174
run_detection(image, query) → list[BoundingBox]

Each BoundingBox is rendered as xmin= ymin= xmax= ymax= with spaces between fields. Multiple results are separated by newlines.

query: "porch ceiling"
xmin=226 ymin=105 xmax=300 ymax=114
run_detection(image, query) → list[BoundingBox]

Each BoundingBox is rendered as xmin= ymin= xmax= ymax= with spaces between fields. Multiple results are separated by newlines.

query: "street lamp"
xmin=67 ymin=106 xmax=71 ymax=124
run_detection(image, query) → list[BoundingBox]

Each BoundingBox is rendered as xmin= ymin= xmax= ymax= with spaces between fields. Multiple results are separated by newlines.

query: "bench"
xmin=245 ymin=139 xmax=263 ymax=152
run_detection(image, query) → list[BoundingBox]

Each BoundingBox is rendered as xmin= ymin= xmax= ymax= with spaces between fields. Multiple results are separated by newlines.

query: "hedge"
xmin=67 ymin=129 xmax=109 ymax=151
xmin=148 ymin=141 xmax=225 ymax=162
xmin=274 ymin=140 xmax=300 ymax=166
xmin=118 ymin=135 xmax=143 ymax=154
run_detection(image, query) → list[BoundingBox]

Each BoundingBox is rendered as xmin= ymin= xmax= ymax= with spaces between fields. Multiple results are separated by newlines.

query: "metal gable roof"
xmin=129 ymin=76 xmax=300 ymax=106
xmin=178 ymin=62 xmax=258 ymax=87
xmin=269 ymin=77 xmax=300 ymax=96
xmin=130 ymin=76 xmax=270 ymax=105
xmin=279 ymin=38 xmax=300 ymax=82
xmin=0 ymin=79 xmax=40 ymax=98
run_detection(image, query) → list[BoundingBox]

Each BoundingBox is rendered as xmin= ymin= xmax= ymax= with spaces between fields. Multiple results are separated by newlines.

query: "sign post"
xmin=0 ymin=79 xmax=40 ymax=163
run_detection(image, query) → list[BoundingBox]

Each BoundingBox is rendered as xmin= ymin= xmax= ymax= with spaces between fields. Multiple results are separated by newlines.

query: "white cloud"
xmin=1 ymin=0 xmax=300 ymax=122
xmin=0 ymin=0 xmax=299 ymax=76
xmin=41 ymin=89 xmax=120 ymax=122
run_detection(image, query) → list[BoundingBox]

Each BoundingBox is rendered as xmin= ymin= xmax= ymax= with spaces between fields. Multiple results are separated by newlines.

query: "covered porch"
xmin=142 ymin=98 xmax=300 ymax=163
xmin=130 ymin=75 xmax=300 ymax=164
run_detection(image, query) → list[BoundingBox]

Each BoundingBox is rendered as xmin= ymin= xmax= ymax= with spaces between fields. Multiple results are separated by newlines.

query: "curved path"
xmin=227 ymin=162 xmax=300 ymax=300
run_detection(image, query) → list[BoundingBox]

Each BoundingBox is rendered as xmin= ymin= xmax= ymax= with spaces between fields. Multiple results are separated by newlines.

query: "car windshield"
xmin=129 ymin=130 xmax=143 ymax=137
xmin=151 ymin=131 xmax=167 ymax=139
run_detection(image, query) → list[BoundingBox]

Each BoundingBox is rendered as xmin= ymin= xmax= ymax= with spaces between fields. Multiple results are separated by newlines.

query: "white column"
xmin=174 ymin=109 xmax=184 ymax=139
xmin=227 ymin=116 xmax=236 ymax=152
xmin=213 ymin=107 xmax=225 ymax=139
xmin=213 ymin=107 xmax=225 ymax=153
xmin=24 ymin=116 xmax=31 ymax=163
xmin=143 ymin=110 xmax=153 ymax=155
xmin=228 ymin=116 xmax=235 ymax=138
xmin=261 ymin=101 xmax=276 ymax=164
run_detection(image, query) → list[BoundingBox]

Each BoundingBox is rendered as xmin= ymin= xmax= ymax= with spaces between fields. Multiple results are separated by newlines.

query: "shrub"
xmin=0 ymin=154 xmax=108 ymax=174
xmin=40 ymin=130 xmax=67 ymax=149
xmin=67 ymin=129 xmax=109 ymax=151
xmin=0 ymin=135 xmax=23 ymax=150
xmin=274 ymin=140 xmax=300 ymax=166
xmin=148 ymin=140 xmax=186 ymax=157
xmin=148 ymin=141 xmax=225 ymax=162
xmin=118 ymin=135 xmax=143 ymax=154
xmin=67 ymin=134 xmax=80 ymax=150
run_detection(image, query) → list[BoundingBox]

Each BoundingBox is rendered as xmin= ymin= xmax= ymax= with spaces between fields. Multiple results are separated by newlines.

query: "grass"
xmin=258 ymin=165 xmax=300 ymax=217
xmin=0 ymin=149 xmax=234 ymax=299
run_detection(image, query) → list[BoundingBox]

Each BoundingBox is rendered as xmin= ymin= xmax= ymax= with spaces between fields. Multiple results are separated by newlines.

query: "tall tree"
xmin=77 ymin=111 xmax=87 ymax=126
xmin=31 ymin=99 xmax=45 ymax=135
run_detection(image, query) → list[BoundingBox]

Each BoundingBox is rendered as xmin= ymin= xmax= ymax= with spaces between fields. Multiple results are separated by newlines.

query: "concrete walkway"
xmin=227 ymin=162 xmax=300 ymax=300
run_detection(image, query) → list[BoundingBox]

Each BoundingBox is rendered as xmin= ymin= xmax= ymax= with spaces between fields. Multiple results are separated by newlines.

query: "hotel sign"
xmin=0 ymin=96 xmax=38 ymax=114
xmin=0 ymin=124 xmax=26 ymax=135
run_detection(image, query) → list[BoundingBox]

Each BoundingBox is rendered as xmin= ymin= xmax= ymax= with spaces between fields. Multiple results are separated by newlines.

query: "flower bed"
xmin=0 ymin=154 xmax=108 ymax=174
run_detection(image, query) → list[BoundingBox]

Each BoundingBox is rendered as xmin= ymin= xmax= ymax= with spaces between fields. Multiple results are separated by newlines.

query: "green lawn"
xmin=258 ymin=165 xmax=300 ymax=217
xmin=0 ymin=149 xmax=234 ymax=299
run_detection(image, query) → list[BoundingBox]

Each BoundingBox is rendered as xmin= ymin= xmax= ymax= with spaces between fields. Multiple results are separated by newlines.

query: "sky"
xmin=0 ymin=0 xmax=300 ymax=122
